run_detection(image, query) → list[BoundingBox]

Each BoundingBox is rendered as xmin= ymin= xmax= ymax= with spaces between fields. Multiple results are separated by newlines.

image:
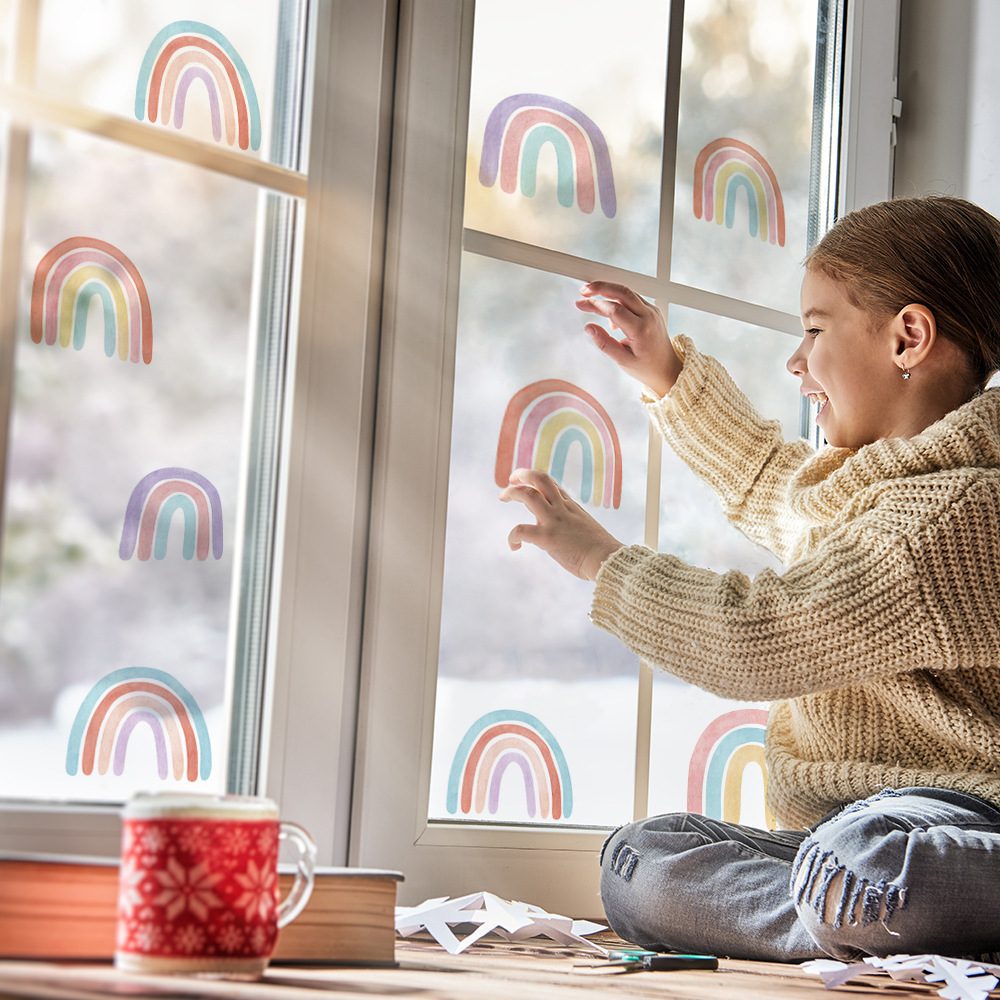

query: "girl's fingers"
xmin=507 ymin=523 xmax=541 ymax=551
xmin=579 ymin=281 xmax=649 ymax=316
xmin=585 ymin=324 xmax=635 ymax=367
xmin=499 ymin=483 xmax=551 ymax=518
xmin=508 ymin=467 xmax=560 ymax=503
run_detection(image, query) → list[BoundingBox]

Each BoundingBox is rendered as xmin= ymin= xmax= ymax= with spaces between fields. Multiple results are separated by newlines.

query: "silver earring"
xmin=900 ymin=365 xmax=911 ymax=381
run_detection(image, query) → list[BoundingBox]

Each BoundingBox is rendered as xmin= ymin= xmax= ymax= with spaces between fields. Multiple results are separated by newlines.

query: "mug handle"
xmin=277 ymin=821 xmax=318 ymax=929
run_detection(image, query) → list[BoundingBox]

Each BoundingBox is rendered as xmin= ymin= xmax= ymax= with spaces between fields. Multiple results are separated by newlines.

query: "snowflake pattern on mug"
xmin=117 ymin=818 xmax=281 ymax=960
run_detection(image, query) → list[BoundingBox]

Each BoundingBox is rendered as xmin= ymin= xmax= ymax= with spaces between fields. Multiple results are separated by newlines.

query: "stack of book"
xmin=0 ymin=853 xmax=403 ymax=965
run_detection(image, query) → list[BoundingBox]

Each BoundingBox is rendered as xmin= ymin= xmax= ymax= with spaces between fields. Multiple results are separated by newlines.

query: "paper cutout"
xmin=30 ymin=236 xmax=153 ymax=364
xmin=802 ymin=953 xmax=1000 ymax=1000
xmin=693 ymin=138 xmax=785 ymax=246
xmin=395 ymin=892 xmax=606 ymax=955
xmin=446 ymin=710 xmax=573 ymax=820
xmin=119 ymin=468 xmax=224 ymax=561
xmin=495 ymin=379 xmax=622 ymax=510
xmin=65 ymin=667 xmax=212 ymax=781
xmin=480 ymin=94 xmax=617 ymax=217
xmin=687 ymin=708 xmax=773 ymax=826
xmin=135 ymin=21 xmax=262 ymax=151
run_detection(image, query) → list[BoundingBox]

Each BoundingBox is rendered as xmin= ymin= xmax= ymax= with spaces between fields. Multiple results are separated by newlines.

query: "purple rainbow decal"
xmin=119 ymin=467 xmax=223 ymax=561
xmin=480 ymin=93 xmax=616 ymax=217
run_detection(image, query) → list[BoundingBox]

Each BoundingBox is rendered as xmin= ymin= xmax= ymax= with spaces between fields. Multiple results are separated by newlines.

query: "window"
xmin=354 ymin=0 xmax=900 ymax=914
xmin=0 ymin=0 xmax=395 ymax=862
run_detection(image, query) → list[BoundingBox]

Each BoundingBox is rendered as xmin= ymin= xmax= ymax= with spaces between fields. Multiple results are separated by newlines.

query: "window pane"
xmin=464 ymin=0 xmax=669 ymax=275
xmin=0 ymin=125 xmax=275 ymax=801
xmin=0 ymin=0 xmax=15 ymax=81
xmin=670 ymin=0 xmax=819 ymax=311
xmin=646 ymin=305 xmax=803 ymax=827
xmin=427 ymin=253 xmax=648 ymax=826
xmin=35 ymin=0 xmax=304 ymax=168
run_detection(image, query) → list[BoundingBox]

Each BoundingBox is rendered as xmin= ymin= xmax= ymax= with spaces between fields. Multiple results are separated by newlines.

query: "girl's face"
xmin=787 ymin=269 xmax=904 ymax=449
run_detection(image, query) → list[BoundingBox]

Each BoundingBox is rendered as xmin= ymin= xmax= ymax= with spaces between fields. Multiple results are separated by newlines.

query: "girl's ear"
xmin=894 ymin=303 xmax=937 ymax=368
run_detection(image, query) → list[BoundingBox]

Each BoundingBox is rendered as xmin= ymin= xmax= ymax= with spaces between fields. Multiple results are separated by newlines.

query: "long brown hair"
xmin=807 ymin=196 xmax=1000 ymax=389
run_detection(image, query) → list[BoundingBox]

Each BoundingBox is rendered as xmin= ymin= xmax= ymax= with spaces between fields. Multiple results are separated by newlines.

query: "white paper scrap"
xmin=394 ymin=892 xmax=608 ymax=955
xmin=802 ymin=953 xmax=1000 ymax=1000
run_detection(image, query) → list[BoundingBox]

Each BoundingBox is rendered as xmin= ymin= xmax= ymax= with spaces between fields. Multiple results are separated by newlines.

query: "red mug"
xmin=115 ymin=792 xmax=316 ymax=977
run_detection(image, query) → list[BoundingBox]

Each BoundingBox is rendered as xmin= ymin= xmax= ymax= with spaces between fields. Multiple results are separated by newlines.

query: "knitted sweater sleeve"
xmin=591 ymin=525 xmax=944 ymax=701
xmin=649 ymin=335 xmax=814 ymax=563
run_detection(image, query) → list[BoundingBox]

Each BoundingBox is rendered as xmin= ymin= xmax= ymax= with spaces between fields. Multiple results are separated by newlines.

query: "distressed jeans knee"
xmin=790 ymin=787 xmax=1000 ymax=960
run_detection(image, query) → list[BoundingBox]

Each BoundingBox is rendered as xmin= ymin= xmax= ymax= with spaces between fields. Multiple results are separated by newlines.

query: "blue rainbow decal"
xmin=446 ymin=709 xmax=572 ymax=820
xmin=135 ymin=21 xmax=261 ymax=151
xmin=66 ymin=667 xmax=211 ymax=781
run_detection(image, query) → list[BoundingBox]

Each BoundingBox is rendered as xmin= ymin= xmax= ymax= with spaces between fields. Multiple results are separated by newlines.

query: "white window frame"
xmin=0 ymin=0 xmax=397 ymax=862
xmin=350 ymin=0 xmax=900 ymax=915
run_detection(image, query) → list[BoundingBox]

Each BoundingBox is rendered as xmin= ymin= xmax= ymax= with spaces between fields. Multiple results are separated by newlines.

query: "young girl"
xmin=500 ymin=196 xmax=1000 ymax=962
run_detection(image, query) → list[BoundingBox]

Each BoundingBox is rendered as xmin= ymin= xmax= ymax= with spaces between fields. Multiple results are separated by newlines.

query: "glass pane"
xmin=0 ymin=124 xmax=272 ymax=801
xmin=464 ymin=0 xmax=669 ymax=275
xmin=35 ymin=0 xmax=305 ymax=168
xmin=428 ymin=254 xmax=648 ymax=826
xmin=671 ymin=0 xmax=819 ymax=311
xmin=0 ymin=0 xmax=15 ymax=81
xmin=646 ymin=304 xmax=803 ymax=826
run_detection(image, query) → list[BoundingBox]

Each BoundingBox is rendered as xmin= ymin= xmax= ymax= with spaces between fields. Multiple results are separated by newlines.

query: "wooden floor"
xmin=0 ymin=936 xmax=936 ymax=999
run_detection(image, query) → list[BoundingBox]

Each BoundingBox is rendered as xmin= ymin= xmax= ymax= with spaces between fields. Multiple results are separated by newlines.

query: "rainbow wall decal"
xmin=687 ymin=708 xmax=773 ymax=826
xmin=446 ymin=710 xmax=573 ymax=820
xmin=66 ymin=667 xmax=211 ymax=781
xmin=495 ymin=379 xmax=622 ymax=509
xmin=480 ymin=93 xmax=617 ymax=218
xmin=119 ymin=468 xmax=223 ymax=561
xmin=30 ymin=237 xmax=152 ymax=364
xmin=693 ymin=138 xmax=785 ymax=246
xmin=135 ymin=20 xmax=261 ymax=151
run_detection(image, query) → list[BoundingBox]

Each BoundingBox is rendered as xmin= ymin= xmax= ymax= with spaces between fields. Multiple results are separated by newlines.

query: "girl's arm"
xmin=578 ymin=282 xmax=813 ymax=563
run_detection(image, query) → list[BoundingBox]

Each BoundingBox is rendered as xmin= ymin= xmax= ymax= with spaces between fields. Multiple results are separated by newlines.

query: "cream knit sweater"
xmin=591 ymin=335 xmax=1000 ymax=829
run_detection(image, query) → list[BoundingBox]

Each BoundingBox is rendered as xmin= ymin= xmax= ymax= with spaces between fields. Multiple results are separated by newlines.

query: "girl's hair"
xmin=806 ymin=196 xmax=1000 ymax=390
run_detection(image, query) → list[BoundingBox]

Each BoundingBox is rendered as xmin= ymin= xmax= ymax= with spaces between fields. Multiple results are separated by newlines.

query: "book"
xmin=0 ymin=853 xmax=403 ymax=965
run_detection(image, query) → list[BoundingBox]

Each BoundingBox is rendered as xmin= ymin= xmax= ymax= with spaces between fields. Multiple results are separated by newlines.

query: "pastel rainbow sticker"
xmin=480 ymin=93 xmax=617 ymax=218
xmin=693 ymin=138 xmax=785 ymax=246
xmin=30 ymin=237 xmax=152 ymax=364
xmin=687 ymin=708 xmax=774 ymax=826
xmin=495 ymin=379 xmax=622 ymax=509
xmin=119 ymin=468 xmax=223 ymax=561
xmin=446 ymin=710 xmax=573 ymax=820
xmin=66 ymin=667 xmax=211 ymax=781
xmin=135 ymin=20 xmax=261 ymax=151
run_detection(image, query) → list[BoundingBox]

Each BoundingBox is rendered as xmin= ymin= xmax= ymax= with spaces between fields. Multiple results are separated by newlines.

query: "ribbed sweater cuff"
xmin=643 ymin=335 xmax=783 ymax=509
xmin=590 ymin=543 xmax=657 ymax=636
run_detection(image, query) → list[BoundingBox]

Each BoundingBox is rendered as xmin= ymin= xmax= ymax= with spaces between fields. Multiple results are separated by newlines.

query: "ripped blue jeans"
xmin=599 ymin=787 xmax=1000 ymax=962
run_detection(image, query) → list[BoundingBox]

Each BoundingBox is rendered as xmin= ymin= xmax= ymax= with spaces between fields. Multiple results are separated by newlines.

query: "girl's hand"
xmin=576 ymin=281 xmax=683 ymax=398
xmin=500 ymin=468 xmax=623 ymax=581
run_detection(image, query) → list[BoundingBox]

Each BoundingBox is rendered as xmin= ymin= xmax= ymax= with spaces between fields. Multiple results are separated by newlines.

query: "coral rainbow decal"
xmin=687 ymin=708 xmax=773 ymax=825
xmin=30 ymin=237 xmax=153 ymax=364
xmin=446 ymin=710 xmax=573 ymax=820
xmin=66 ymin=667 xmax=211 ymax=781
xmin=135 ymin=20 xmax=261 ymax=151
xmin=119 ymin=468 xmax=223 ymax=561
xmin=693 ymin=138 xmax=785 ymax=246
xmin=480 ymin=93 xmax=617 ymax=217
xmin=495 ymin=379 xmax=622 ymax=509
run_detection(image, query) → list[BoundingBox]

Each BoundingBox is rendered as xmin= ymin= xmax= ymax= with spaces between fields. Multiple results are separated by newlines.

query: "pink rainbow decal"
xmin=446 ymin=710 xmax=573 ymax=820
xmin=119 ymin=467 xmax=223 ymax=561
xmin=65 ymin=667 xmax=211 ymax=781
xmin=687 ymin=708 xmax=773 ymax=826
xmin=135 ymin=21 xmax=261 ymax=151
xmin=495 ymin=379 xmax=622 ymax=509
xmin=693 ymin=138 xmax=785 ymax=246
xmin=480 ymin=93 xmax=616 ymax=217
xmin=30 ymin=237 xmax=153 ymax=364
